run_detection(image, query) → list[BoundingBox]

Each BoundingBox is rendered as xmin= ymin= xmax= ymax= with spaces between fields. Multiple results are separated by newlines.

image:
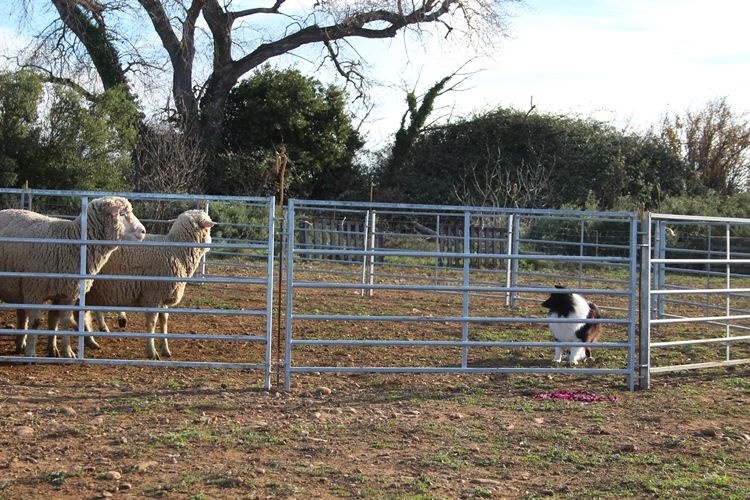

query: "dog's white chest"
xmin=548 ymin=312 xmax=585 ymax=342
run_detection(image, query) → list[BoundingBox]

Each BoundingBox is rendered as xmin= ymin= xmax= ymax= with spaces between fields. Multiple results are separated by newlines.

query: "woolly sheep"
xmin=85 ymin=232 xmax=170 ymax=350
xmin=83 ymin=209 xmax=215 ymax=360
xmin=0 ymin=196 xmax=147 ymax=358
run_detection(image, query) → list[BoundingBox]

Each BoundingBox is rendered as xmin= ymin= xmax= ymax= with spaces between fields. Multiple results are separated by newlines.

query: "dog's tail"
xmin=585 ymin=302 xmax=602 ymax=358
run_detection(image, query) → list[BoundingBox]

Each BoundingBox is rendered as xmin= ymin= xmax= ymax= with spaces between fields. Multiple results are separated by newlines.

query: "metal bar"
xmin=284 ymin=200 xmax=296 ymax=391
xmin=639 ymin=211 xmax=652 ymax=389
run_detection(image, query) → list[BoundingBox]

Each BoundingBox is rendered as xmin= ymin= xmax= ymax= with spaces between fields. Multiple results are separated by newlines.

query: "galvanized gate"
xmin=283 ymin=199 xmax=641 ymax=390
xmin=640 ymin=212 xmax=750 ymax=388
xmin=0 ymin=189 xmax=276 ymax=390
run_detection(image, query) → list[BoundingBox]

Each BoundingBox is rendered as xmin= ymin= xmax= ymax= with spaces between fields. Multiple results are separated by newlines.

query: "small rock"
xmin=315 ymin=386 xmax=332 ymax=396
xmin=16 ymin=426 xmax=34 ymax=437
xmin=620 ymin=443 xmax=637 ymax=452
xmin=91 ymin=416 xmax=105 ymax=426
xmin=533 ymin=417 xmax=544 ymax=424
xmin=698 ymin=428 xmax=718 ymax=438
xmin=312 ymin=412 xmax=322 ymax=419
xmin=471 ymin=478 xmax=501 ymax=486
xmin=100 ymin=491 xmax=113 ymax=498
xmin=60 ymin=406 xmax=77 ymax=416
xmin=105 ymin=471 xmax=121 ymax=481
xmin=118 ymin=483 xmax=132 ymax=491
xmin=135 ymin=461 xmax=158 ymax=472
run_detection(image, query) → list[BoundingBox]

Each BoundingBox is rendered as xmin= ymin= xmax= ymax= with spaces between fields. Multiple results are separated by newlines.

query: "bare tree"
xmin=660 ymin=97 xmax=750 ymax=195
xmin=453 ymin=145 xmax=553 ymax=209
xmin=14 ymin=1 xmax=517 ymax=150
xmin=133 ymin=121 xmax=205 ymax=194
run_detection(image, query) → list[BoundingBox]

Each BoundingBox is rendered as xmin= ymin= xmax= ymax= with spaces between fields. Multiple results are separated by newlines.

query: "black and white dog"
xmin=541 ymin=285 xmax=602 ymax=365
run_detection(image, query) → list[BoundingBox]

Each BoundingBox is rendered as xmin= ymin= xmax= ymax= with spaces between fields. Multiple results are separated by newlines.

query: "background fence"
xmin=3 ymin=190 xmax=750 ymax=390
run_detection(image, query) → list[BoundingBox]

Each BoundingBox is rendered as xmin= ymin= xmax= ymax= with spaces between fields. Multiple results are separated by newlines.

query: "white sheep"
xmin=83 ymin=209 xmax=215 ymax=359
xmin=0 ymin=196 xmax=147 ymax=358
xmin=85 ymin=233 xmax=169 ymax=349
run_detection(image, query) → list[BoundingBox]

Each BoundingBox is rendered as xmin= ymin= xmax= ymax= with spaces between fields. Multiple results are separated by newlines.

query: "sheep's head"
xmin=90 ymin=196 xmax=146 ymax=242
xmin=171 ymin=209 xmax=216 ymax=244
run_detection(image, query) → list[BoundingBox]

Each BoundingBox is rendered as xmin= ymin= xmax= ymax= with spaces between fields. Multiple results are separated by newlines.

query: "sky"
xmin=356 ymin=0 xmax=750 ymax=148
xmin=2 ymin=0 xmax=750 ymax=150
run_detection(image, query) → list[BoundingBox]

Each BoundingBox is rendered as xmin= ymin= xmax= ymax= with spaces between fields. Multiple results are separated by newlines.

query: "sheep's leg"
xmin=23 ymin=310 xmax=44 ymax=357
xmin=157 ymin=312 xmax=172 ymax=358
xmin=81 ymin=312 xmax=106 ymax=350
xmin=44 ymin=309 xmax=60 ymax=358
xmin=117 ymin=312 xmax=128 ymax=328
xmin=50 ymin=309 xmax=76 ymax=359
xmin=15 ymin=310 xmax=28 ymax=354
xmin=145 ymin=312 xmax=160 ymax=360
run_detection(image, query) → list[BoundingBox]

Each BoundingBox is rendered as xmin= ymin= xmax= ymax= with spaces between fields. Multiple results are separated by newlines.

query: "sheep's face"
xmin=173 ymin=209 xmax=216 ymax=244
xmin=92 ymin=197 xmax=147 ymax=241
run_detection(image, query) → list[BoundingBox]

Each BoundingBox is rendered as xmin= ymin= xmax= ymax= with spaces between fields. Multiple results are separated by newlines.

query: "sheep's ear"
xmin=200 ymin=220 xmax=216 ymax=229
xmin=108 ymin=203 xmax=125 ymax=216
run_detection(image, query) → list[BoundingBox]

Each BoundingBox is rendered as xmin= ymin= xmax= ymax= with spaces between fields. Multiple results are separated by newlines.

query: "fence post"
xmin=284 ymin=200 xmax=296 ymax=391
xmin=639 ymin=211 xmax=652 ymax=389
xmin=77 ymin=195 xmax=90 ymax=359
xmin=627 ymin=214 xmax=639 ymax=391
xmin=654 ymin=220 xmax=666 ymax=319
xmin=578 ymin=219 xmax=585 ymax=289
xmin=461 ymin=211 xmax=471 ymax=368
xmin=360 ymin=210 xmax=370 ymax=296
xmin=368 ymin=211 xmax=376 ymax=297
xmin=505 ymin=213 xmax=514 ymax=307
xmin=264 ymin=197 xmax=276 ymax=391
xmin=510 ymin=212 xmax=521 ymax=308
xmin=199 ymin=200 xmax=210 ymax=279
xmin=725 ymin=222 xmax=732 ymax=362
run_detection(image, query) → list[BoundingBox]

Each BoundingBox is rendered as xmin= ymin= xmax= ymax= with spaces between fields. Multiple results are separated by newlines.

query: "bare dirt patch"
xmin=1 ymin=279 xmax=749 ymax=498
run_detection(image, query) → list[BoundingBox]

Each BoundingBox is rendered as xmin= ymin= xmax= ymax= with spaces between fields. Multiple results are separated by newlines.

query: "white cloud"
xmin=353 ymin=0 xmax=750 ymax=147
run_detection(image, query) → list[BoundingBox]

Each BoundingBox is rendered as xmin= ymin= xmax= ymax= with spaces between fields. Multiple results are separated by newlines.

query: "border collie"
xmin=541 ymin=285 xmax=602 ymax=366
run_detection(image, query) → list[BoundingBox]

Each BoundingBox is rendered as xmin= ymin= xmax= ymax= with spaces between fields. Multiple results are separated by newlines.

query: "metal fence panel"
xmin=284 ymin=199 xmax=640 ymax=391
xmin=640 ymin=212 xmax=750 ymax=388
xmin=0 ymin=188 xmax=275 ymax=390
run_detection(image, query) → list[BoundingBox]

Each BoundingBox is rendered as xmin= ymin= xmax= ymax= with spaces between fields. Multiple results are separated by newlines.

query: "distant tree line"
xmin=2 ymin=66 xmax=750 ymax=217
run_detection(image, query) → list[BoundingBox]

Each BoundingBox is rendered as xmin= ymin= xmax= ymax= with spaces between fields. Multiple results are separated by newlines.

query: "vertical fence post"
xmin=77 ymin=195 xmax=89 ymax=360
xmin=199 ymin=200 xmax=210 ymax=279
xmin=264 ymin=197 xmax=276 ymax=391
xmin=639 ymin=211 xmax=652 ymax=389
xmin=461 ymin=211 xmax=471 ymax=368
xmin=725 ymin=222 xmax=732 ymax=362
xmin=654 ymin=221 xmax=666 ymax=319
xmin=578 ymin=219 xmax=585 ymax=289
xmin=368 ymin=211 xmax=376 ymax=297
xmin=360 ymin=210 xmax=370 ymax=296
xmin=627 ymin=214 xmax=639 ymax=391
xmin=706 ymin=223 xmax=713 ymax=314
xmin=505 ymin=213 xmax=514 ymax=307
xmin=510 ymin=213 xmax=521 ymax=308
xmin=435 ymin=214 xmax=441 ymax=285
xmin=284 ymin=200 xmax=296 ymax=391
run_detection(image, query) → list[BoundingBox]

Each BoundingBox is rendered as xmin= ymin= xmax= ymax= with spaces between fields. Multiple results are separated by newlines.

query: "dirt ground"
xmin=1 ymin=280 xmax=749 ymax=499
xmin=1 ymin=351 xmax=749 ymax=498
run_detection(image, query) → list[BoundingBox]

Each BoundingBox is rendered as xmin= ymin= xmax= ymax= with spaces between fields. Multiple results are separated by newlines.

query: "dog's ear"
xmin=554 ymin=284 xmax=566 ymax=289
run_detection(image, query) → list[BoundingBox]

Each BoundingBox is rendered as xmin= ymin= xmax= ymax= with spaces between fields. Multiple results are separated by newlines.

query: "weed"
xmin=154 ymin=427 xmax=211 ymax=448
xmin=46 ymin=471 xmax=66 ymax=487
